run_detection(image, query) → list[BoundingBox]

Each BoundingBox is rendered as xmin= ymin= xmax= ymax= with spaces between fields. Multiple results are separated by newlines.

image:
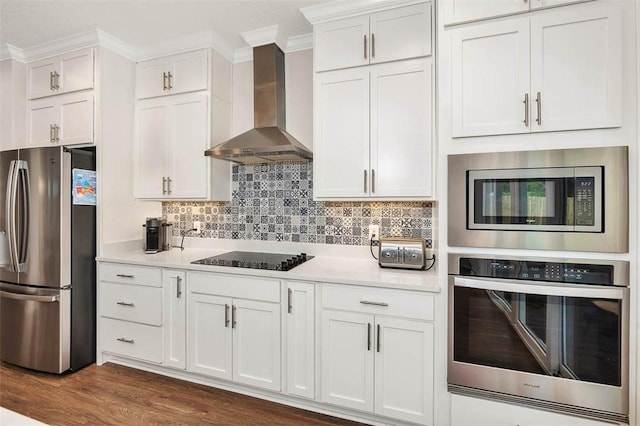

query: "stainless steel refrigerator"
xmin=0 ymin=146 xmax=96 ymax=373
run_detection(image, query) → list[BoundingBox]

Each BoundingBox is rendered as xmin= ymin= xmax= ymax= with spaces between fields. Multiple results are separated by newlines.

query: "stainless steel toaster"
xmin=378 ymin=237 xmax=430 ymax=270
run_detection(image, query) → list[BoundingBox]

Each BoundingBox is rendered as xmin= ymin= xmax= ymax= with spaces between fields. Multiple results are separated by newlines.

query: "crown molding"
xmin=0 ymin=44 xmax=25 ymax=62
xmin=241 ymin=25 xmax=289 ymax=51
xmin=300 ymin=0 xmax=427 ymax=25
xmin=233 ymin=32 xmax=312 ymax=63
xmin=134 ymin=29 xmax=235 ymax=63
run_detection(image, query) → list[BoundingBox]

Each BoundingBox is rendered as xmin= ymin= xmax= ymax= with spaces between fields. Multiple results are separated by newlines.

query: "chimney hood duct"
xmin=204 ymin=43 xmax=312 ymax=164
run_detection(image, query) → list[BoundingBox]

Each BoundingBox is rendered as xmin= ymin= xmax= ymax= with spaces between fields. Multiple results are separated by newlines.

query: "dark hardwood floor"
xmin=0 ymin=362 xmax=364 ymax=425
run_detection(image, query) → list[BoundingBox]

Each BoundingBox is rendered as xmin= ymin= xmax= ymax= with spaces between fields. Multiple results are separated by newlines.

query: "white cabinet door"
xmin=163 ymin=270 xmax=186 ymax=370
xmin=451 ymin=19 xmax=530 ymax=137
xmin=370 ymin=59 xmax=432 ymax=197
xmin=136 ymin=50 xmax=208 ymax=99
xmin=135 ymin=98 xmax=170 ymax=198
xmin=27 ymin=92 xmax=94 ymax=147
xmin=58 ymin=92 xmax=94 ymax=145
xmin=321 ymin=310 xmax=374 ymax=412
xmin=530 ymin=5 xmax=621 ymax=132
xmin=370 ymin=3 xmax=432 ymax=65
xmin=374 ymin=317 xmax=433 ymax=425
xmin=232 ymin=299 xmax=281 ymax=392
xmin=171 ymin=50 xmax=209 ymax=95
xmin=314 ymin=68 xmax=369 ymax=198
xmin=136 ymin=57 xmax=172 ymax=99
xmin=27 ymin=99 xmax=57 ymax=147
xmin=27 ymin=48 xmax=94 ymax=99
xmin=442 ymin=0 xmax=590 ymax=25
xmin=188 ymin=293 xmax=233 ymax=380
xmin=167 ymin=93 xmax=208 ymax=199
xmin=285 ymin=282 xmax=315 ymax=399
xmin=314 ymin=15 xmax=369 ymax=72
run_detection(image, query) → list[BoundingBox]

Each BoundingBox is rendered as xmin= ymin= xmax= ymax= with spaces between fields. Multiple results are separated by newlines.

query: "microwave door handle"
xmin=453 ymin=276 xmax=625 ymax=300
xmin=17 ymin=161 xmax=30 ymax=269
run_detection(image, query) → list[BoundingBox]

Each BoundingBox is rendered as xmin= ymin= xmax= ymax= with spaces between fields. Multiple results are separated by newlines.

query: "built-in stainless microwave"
xmin=448 ymin=146 xmax=628 ymax=252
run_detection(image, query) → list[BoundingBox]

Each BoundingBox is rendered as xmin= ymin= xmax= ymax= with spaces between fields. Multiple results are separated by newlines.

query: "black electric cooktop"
xmin=191 ymin=251 xmax=314 ymax=271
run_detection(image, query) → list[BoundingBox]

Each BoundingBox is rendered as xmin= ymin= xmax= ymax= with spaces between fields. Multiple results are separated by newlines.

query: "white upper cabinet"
xmin=451 ymin=3 xmax=621 ymax=138
xmin=314 ymin=3 xmax=432 ymax=72
xmin=27 ymin=48 xmax=94 ymax=99
xmin=136 ymin=49 xmax=209 ymax=99
xmin=27 ymin=91 xmax=94 ymax=147
xmin=443 ymin=0 xmax=591 ymax=26
xmin=314 ymin=58 xmax=433 ymax=199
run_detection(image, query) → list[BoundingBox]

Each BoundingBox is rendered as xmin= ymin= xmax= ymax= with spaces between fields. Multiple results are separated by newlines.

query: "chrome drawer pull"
xmin=287 ymin=288 xmax=293 ymax=314
xmin=116 ymin=274 xmax=134 ymax=278
xmin=116 ymin=301 xmax=134 ymax=307
xmin=117 ymin=338 xmax=134 ymax=344
xmin=360 ymin=300 xmax=389 ymax=307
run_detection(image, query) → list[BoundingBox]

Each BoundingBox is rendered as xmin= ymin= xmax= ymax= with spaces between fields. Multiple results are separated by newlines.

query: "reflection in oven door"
xmin=447 ymin=254 xmax=630 ymax=424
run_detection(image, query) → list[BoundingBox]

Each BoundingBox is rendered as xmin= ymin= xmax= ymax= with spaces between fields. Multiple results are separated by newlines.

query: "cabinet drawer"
xmin=99 ymin=263 xmax=162 ymax=287
xmin=100 ymin=318 xmax=162 ymax=363
xmin=321 ymin=284 xmax=434 ymax=321
xmin=189 ymin=272 xmax=280 ymax=302
xmin=99 ymin=282 xmax=162 ymax=326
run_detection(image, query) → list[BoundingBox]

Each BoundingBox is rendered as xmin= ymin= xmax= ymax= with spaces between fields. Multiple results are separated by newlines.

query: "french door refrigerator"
xmin=0 ymin=146 xmax=96 ymax=373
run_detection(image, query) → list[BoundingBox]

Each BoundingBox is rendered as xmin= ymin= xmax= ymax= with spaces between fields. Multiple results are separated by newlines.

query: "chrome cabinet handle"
xmin=50 ymin=72 xmax=55 ymax=90
xmin=167 ymin=71 xmax=173 ymax=90
xmin=167 ymin=177 xmax=172 ymax=195
xmin=364 ymin=170 xmax=368 ymax=193
xmin=535 ymin=91 xmax=542 ymax=125
xmin=364 ymin=34 xmax=367 ymax=59
xmin=360 ymin=300 xmax=389 ymax=307
xmin=523 ymin=93 xmax=529 ymax=127
xmin=376 ymin=324 xmax=381 ymax=352
xmin=116 ymin=274 xmax=134 ymax=278
xmin=116 ymin=301 xmax=134 ymax=307
xmin=163 ymin=72 xmax=168 ymax=90
xmin=162 ymin=177 xmax=167 ymax=195
xmin=50 ymin=124 xmax=55 ymax=143
xmin=371 ymin=169 xmax=376 ymax=193
xmin=176 ymin=276 xmax=182 ymax=298
xmin=117 ymin=338 xmax=134 ymax=344
xmin=54 ymin=125 xmax=60 ymax=143
xmin=53 ymin=71 xmax=60 ymax=90
xmin=287 ymin=288 xmax=292 ymax=314
xmin=367 ymin=323 xmax=372 ymax=351
xmin=371 ymin=33 xmax=376 ymax=58
xmin=232 ymin=305 xmax=237 ymax=328
xmin=225 ymin=304 xmax=230 ymax=327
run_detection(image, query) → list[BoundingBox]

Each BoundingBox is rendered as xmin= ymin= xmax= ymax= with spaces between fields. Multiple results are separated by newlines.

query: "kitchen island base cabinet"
xmin=187 ymin=272 xmax=281 ymax=392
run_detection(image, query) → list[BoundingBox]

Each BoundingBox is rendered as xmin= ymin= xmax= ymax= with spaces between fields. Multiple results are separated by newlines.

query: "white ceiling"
xmin=0 ymin=0 xmax=330 ymax=55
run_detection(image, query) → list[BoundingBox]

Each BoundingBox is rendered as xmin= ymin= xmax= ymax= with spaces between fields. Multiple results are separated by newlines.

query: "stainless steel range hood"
xmin=205 ymin=43 xmax=312 ymax=164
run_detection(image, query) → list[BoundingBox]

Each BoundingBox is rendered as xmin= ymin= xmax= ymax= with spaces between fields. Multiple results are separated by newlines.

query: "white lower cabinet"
xmin=187 ymin=272 xmax=281 ymax=392
xmin=163 ymin=270 xmax=186 ymax=369
xmin=321 ymin=284 xmax=435 ymax=425
xmin=285 ymin=281 xmax=315 ymax=399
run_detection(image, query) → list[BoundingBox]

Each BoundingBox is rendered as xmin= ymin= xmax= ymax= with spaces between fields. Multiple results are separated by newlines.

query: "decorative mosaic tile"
xmin=162 ymin=162 xmax=434 ymax=247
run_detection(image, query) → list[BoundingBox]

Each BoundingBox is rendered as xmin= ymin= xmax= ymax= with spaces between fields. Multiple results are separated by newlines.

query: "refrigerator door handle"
xmin=0 ymin=289 xmax=59 ymax=303
xmin=17 ymin=161 xmax=31 ymax=270
xmin=6 ymin=160 xmax=19 ymax=272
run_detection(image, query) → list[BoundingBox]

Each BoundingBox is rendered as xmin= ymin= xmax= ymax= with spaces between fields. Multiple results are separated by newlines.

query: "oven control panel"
xmin=460 ymin=258 xmax=613 ymax=285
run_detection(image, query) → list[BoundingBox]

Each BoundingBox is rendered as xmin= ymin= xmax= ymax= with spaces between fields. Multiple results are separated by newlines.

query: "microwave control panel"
xmin=574 ymin=176 xmax=596 ymax=226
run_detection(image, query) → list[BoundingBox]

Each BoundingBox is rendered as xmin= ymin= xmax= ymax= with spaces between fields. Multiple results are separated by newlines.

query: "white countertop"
xmin=98 ymin=240 xmax=440 ymax=293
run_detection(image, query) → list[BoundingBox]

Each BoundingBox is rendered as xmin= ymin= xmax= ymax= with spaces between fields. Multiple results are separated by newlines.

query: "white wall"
xmin=0 ymin=59 xmax=26 ymax=151
xmin=231 ymin=48 xmax=313 ymax=149
xmin=96 ymin=47 xmax=160 ymax=251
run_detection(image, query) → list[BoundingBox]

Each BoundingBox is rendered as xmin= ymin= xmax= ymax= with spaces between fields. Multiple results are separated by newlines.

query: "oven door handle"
xmin=453 ymin=276 xmax=625 ymax=300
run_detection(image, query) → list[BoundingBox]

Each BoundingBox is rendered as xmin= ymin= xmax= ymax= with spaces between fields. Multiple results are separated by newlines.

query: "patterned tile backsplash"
xmin=162 ymin=162 xmax=434 ymax=247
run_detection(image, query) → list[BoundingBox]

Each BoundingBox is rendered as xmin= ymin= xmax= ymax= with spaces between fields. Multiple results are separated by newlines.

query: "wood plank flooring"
xmin=0 ymin=362 xmax=364 ymax=425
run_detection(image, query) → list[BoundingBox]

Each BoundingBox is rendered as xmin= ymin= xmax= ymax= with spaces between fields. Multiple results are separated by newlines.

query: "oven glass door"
xmin=452 ymin=277 xmax=625 ymax=387
xmin=468 ymin=166 xmax=602 ymax=232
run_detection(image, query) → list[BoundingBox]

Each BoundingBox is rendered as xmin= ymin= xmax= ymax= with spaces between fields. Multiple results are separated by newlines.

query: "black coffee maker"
xmin=143 ymin=217 xmax=172 ymax=254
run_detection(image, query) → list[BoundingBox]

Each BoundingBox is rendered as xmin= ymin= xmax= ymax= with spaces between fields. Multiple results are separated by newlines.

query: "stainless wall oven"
xmin=448 ymin=253 xmax=629 ymax=423
xmin=448 ymin=146 xmax=628 ymax=252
